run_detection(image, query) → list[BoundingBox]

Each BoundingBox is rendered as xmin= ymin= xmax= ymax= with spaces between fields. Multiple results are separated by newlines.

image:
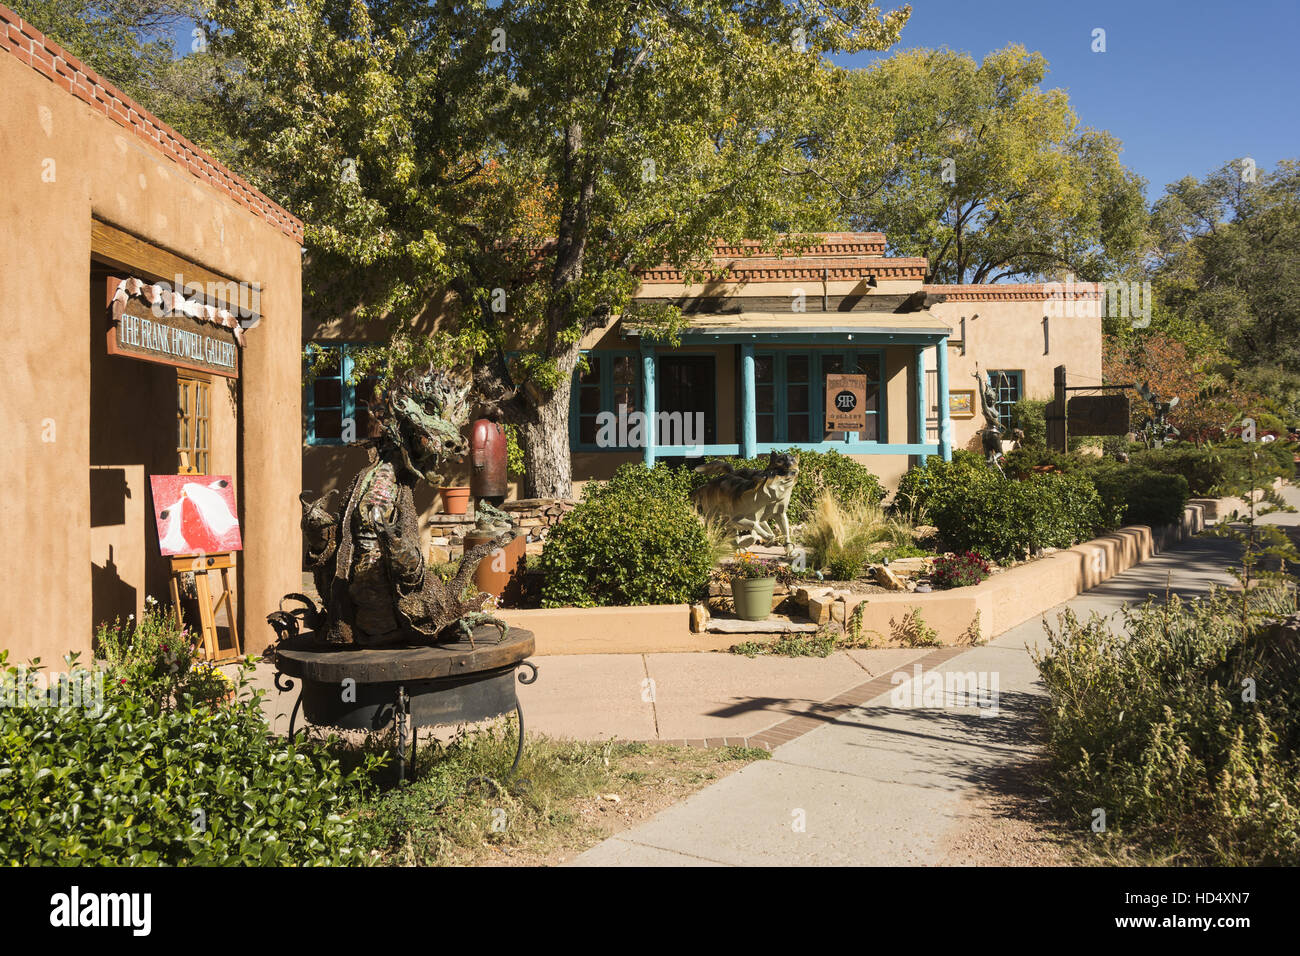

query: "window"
xmin=177 ymin=375 xmax=210 ymax=473
xmin=986 ymin=370 xmax=1023 ymax=431
xmin=306 ymin=344 xmax=381 ymax=445
xmin=756 ymin=350 xmax=883 ymax=444
xmin=572 ymin=352 xmax=641 ymax=449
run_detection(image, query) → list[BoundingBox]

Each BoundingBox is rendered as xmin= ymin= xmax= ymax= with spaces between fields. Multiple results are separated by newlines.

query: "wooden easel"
xmin=168 ymin=552 xmax=242 ymax=662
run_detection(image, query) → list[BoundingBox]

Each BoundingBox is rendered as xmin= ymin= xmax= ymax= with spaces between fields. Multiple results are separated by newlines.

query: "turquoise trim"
xmin=914 ymin=345 xmax=927 ymax=466
xmin=755 ymin=442 xmax=939 ymax=456
xmin=305 ymin=342 xmax=363 ymax=446
xmin=569 ymin=349 xmax=643 ymax=452
xmin=755 ymin=349 xmax=885 ymax=445
xmin=937 ymin=336 xmax=951 ymax=461
xmin=640 ymin=343 xmax=656 ymax=466
xmin=740 ymin=344 xmax=756 ymax=459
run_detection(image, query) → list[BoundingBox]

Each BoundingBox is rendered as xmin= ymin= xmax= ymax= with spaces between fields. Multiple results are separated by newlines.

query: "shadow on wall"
xmin=91 ymin=545 xmax=136 ymax=634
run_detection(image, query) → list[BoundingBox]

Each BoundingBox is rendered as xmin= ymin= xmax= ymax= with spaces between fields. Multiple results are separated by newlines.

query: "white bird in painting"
xmin=181 ymin=479 xmax=238 ymax=536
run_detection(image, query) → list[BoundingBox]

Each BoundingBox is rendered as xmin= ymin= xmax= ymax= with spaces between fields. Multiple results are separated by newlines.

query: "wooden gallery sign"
xmin=825 ymin=373 xmax=867 ymax=431
xmin=106 ymin=280 xmax=241 ymax=378
xmin=1067 ymin=394 xmax=1130 ymax=436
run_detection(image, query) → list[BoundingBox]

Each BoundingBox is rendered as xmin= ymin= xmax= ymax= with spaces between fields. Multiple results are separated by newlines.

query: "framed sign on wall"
xmin=949 ymin=389 xmax=976 ymax=419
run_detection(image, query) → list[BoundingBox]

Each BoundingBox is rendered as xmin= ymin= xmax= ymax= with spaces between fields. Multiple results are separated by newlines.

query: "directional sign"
xmin=825 ymin=373 xmax=867 ymax=431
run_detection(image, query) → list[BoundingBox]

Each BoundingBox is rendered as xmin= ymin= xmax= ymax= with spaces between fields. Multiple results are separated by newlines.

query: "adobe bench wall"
xmin=497 ymin=483 xmax=1287 ymax=654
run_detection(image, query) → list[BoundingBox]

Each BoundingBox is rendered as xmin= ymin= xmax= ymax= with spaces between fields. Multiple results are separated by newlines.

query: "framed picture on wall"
xmin=949 ymin=389 xmax=976 ymax=419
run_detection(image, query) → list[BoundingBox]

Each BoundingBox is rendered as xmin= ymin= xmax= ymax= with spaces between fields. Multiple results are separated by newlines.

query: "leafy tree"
xmin=1148 ymin=159 xmax=1300 ymax=383
xmin=10 ymin=1 xmax=242 ymax=161
xmin=206 ymin=0 xmax=910 ymax=497
xmin=807 ymin=45 xmax=1146 ymax=283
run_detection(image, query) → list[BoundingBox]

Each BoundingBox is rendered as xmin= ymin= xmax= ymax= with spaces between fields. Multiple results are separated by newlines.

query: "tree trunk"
xmin=519 ymin=344 xmax=581 ymax=499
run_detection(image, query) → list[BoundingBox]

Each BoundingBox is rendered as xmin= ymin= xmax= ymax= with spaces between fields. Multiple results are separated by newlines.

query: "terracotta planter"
xmin=732 ymin=576 xmax=777 ymax=622
xmin=440 ymin=487 xmax=471 ymax=515
xmin=463 ymin=532 xmax=527 ymax=605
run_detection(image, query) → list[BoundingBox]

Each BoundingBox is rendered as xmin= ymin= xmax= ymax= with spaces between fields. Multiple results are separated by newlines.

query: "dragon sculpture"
xmin=270 ymin=366 xmax=514 ymax=649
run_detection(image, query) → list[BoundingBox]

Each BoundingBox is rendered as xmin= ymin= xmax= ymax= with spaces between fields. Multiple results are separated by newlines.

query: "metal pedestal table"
xmin=271 ymin=626 xmax=537 ymax=784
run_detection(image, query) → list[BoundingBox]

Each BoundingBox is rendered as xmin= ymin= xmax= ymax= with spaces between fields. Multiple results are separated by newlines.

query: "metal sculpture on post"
xmin=975 ymin=368 xmax=1007 ymax=472
xmin=268 ymin=365 xmax=535 ymax=786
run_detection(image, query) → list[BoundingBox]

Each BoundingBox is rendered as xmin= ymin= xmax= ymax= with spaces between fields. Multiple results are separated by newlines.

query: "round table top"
xmin=273 ymin=625 xmax=535 ymax=684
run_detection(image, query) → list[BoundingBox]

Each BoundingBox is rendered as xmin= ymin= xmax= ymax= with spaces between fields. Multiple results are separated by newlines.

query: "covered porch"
xmin=617 ymin=312 xmax=953 ymax=471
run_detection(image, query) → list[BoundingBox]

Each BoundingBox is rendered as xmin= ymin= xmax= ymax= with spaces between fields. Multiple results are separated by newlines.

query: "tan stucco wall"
xmin=0 ymin=53 xmax=303 ymax=662
xmin=928 ymin=299 xmax=1102 ymax=454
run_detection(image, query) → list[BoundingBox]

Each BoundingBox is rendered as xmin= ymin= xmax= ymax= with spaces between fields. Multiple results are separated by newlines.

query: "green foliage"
xmin=1034 ymin=587 xmax=1300 ymax=864
xmin=1009 ymin=399 xmax=1047 ymax=446
xmin=1081 ymin=461 xmax=1189 ymax=528
xmin=798 ymin=491 xmax=912 ymax=577
xmin=206 ymin=0 xmax=909 ymax=495
xmin=889 ymin=608 xmax=941 ymax=647
xmin=0 ymin=653 xmax=377 ymax=865
xmin=927 ymin=471 xmax=1108 ymax=563
xmin=539 ymin=464 xmax=712 ymax=607
xmin=1131 ymin=442 xmax=1294 ymax=496
xmin=813 ymin=44 xmax=1146 ymax=283
xmin=891 ymin=450 xmax=990 ymax=523
xmin=503 ymin=423 xmax=526 ymax=478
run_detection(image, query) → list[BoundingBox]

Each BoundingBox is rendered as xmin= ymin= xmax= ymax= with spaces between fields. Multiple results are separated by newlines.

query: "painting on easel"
xmin=149 ymin=475 xmax=243 ymax=556
xmin=150 ymin=474 xmax=243 ymax=661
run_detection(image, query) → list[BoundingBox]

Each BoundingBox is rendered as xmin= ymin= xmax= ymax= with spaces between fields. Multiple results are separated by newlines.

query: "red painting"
xmin=149 ymin=475 xmax=243 ymax=556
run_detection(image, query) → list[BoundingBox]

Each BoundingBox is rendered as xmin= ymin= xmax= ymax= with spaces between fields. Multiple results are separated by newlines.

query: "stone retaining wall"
xmin=427 ymin=497 xmax=576 ymax=562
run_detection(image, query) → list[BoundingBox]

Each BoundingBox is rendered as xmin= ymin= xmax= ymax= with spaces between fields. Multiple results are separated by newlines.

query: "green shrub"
xmin=0 ymin=651 xmax=375 ymax=865
xmin=1131 ymin=442 xmax=1294 ymax=496
xmin=891 ymin=450 xmax=990 ymax=522
xmin=928 ymin=472 xmax=1107 ymax=563
xmin=1009 ymin=399 xmax=1047 ymax=446
xmin=1082 ymin=461 xmax=1188 ymax=528
xmin=1034 ymin=587 xmax=1300 ymax=864
xmin=540 ymin=464 xmax=712 ymax=607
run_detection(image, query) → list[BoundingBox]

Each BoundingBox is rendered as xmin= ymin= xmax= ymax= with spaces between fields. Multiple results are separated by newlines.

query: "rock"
xmin=805 ymin=593 xmax=834 ymax=625
xmin=689 ymin=603 xmax=710 ymax=633
xmin=706 ymin=618 xmax=818 ymax=634
xmin=873 ymin=565 xmax=907 ymax=591
xmin=428 ymin=545 xmax=452 ymax=564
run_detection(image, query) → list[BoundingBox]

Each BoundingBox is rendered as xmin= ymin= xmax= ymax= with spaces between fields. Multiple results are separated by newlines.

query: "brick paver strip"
xmin=626 ymin=644 xmax=966 ymax=751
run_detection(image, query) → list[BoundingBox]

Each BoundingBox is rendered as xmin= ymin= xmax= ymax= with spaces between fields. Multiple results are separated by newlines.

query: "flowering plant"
xmin=931 ymin=551 xmax=992 ymax=589
xmin=95 ymin=597 xmax=200 ymax=707
xmin=728 ymin=551 xmax=783 ymax=581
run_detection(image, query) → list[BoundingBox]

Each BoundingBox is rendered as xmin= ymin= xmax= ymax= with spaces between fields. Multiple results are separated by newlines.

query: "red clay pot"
xmin=440 ymin=487 xmax=471 ymax=514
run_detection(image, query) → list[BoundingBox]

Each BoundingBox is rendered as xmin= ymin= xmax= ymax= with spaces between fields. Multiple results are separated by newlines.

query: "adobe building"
xmin=0 ymin=5 xmax=304 ymax=663
xmin=305 ymin=232 xmax=1103 ymax=545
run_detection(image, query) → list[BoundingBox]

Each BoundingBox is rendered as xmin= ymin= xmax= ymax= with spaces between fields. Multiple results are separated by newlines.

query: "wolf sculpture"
xmin=692 ymin=451 xmax=799 ymax=553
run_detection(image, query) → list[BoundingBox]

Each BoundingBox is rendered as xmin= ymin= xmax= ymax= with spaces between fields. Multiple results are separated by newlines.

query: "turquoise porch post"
xmin=740 ymin=344 xmax=757 ymax=459
xmin=914 ymin=345 xmax=927 ymax=466
xmin=936 ymin=336 xmax=951 ymax=461
xmin=641 ymin=342 xmax=656 ymax=466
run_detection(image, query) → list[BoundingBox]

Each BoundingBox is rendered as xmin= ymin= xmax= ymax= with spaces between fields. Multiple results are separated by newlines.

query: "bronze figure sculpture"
xmin=271 ymin=366 xmax=515 ymax=649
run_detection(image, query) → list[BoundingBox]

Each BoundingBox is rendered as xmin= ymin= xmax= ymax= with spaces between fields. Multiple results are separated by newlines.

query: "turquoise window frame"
xmin=755 ymin=349 xmax=886 ymax=446
xmin=569 ymin=350 xmax=643 ymax=451
xmin=305 ymin=343 xmax=373 ymax=446
xmin=986 ymin=369 xmax=1023 ymax=431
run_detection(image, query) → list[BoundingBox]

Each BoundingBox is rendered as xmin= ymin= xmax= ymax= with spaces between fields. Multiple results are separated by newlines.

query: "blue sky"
xmin=840 ymin=0 xmax=1300 ymax=199
xmin=171 ymin=0 xmax=1299 ymax=201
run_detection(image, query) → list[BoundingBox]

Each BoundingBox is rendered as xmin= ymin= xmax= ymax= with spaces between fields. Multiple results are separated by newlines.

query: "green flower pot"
xmin=732 ymin=576 xmax=777 ymax=622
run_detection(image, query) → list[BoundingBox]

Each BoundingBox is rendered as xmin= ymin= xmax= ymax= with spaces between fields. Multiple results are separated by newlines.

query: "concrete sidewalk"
xmin=567 ymin=524 xmax=1259 ymax=865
